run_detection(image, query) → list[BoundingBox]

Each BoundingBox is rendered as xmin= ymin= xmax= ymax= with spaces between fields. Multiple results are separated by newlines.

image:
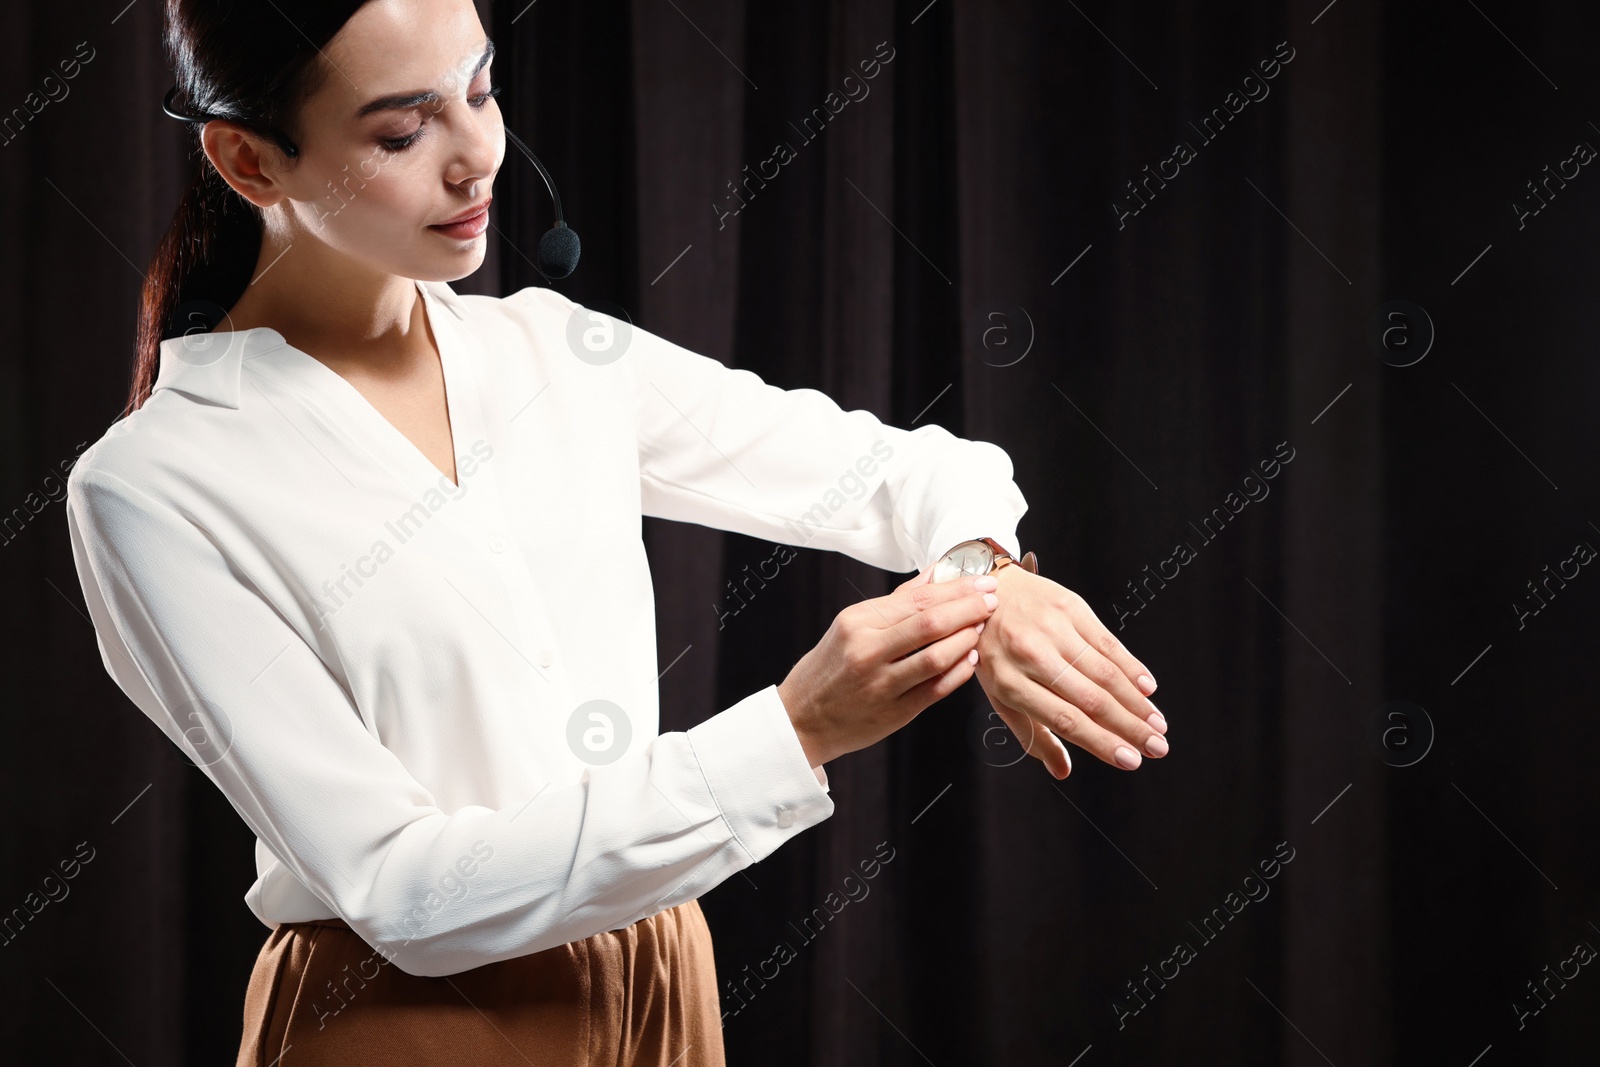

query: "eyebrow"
xmin=355 ymin=39 xmax=495 ymax=118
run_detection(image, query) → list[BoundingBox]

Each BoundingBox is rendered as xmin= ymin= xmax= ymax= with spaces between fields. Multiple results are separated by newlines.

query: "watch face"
xmin=931 ymin=540 xmax=995 ymax=583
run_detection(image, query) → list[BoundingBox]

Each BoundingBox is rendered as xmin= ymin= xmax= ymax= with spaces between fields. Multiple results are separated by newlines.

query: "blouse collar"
xmin=150 ymin=278 xmax=470 ymax=410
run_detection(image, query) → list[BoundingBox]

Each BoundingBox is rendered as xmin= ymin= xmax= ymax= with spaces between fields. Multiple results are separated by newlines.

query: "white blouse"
xmin=65 ymin=278 xmax=1028 ymax=977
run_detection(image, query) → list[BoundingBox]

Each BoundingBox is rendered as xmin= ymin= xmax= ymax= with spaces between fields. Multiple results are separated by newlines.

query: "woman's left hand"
xmin=974 ymin=564 xmax=1169 ymax=778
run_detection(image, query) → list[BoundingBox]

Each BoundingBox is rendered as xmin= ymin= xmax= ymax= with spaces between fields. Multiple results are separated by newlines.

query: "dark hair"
xmin=129 ymin=0 xmax=372 ymax=415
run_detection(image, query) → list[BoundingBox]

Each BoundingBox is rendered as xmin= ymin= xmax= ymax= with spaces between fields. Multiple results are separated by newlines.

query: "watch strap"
xmin=977 ymin=536 xmax=1039 ymax=576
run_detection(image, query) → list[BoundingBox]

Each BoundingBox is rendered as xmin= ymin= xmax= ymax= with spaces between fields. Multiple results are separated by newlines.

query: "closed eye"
xmin=380 ymin=85 xmax=500 ymax=153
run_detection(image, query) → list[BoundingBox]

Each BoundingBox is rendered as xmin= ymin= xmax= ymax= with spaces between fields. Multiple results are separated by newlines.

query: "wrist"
xmin=776 ymin=680 xmax=831 ymax=769
xmin=993 ymin=557 xmax=1031 ymax=588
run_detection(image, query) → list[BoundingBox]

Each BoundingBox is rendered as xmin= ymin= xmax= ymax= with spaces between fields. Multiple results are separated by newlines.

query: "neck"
xmin=221 ymin=221 xmax=429 ymax=365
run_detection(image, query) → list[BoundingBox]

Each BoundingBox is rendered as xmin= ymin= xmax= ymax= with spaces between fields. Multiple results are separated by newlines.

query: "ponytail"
xmin=129 ymin=0 xmax=373 ymax=417
xmin=128 ymin=151 xmax=262 ymax=416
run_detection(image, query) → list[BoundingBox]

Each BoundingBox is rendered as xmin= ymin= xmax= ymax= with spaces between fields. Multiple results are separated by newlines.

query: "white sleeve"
xmin=65 ymin=466 xmax=834 ymax=978
xmin=602 ymin=300 xmax=1031 ymax=573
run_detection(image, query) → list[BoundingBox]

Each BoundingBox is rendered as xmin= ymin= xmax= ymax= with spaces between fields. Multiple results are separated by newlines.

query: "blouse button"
xmin=489 ymin=536 xmax=506 ymax=554
xmin=537 ymin=648 xmax=553 ymax=668
xmin=776 ymin=803 xmax=796 ymax=829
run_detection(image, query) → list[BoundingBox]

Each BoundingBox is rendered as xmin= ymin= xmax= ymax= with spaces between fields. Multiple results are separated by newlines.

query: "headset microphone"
xmin=503 ymin=127 xmax=581 ymax=280
xmin=162 ymin=84 xmax=581 ymax=280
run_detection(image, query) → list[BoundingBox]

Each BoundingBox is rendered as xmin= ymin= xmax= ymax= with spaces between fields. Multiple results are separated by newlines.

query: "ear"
xmin=200 ymin=121 xmax=293 ymax=209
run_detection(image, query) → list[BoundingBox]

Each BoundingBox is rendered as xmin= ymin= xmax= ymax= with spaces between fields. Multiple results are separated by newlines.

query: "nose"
xmin=446 ymin=99 xmax=502 ymax=192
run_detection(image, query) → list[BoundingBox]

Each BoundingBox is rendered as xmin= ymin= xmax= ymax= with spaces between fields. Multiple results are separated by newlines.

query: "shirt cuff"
xmin=686 ymin=684 xmax=835 ymax=864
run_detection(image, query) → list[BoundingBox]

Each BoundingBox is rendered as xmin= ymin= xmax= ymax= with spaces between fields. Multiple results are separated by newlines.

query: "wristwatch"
xmin=930 ymin=537 xmax=1039 ymax=583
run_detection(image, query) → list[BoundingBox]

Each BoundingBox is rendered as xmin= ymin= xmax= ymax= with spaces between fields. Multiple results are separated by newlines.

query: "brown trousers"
xmin=236 ymin=898 xmax=726 ymax=1066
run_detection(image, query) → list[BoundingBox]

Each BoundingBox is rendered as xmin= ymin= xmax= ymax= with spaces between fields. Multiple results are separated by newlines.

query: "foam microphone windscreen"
xmin=536 ymin=225 xmax=581 ymax=279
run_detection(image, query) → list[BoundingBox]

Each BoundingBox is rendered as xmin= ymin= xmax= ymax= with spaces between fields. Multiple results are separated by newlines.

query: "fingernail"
xmin=983 ymin=592 xmax=998 ymax=610
xmin=1137 ymin=674 xmax=1157 ymax=695
xmin=1114 ymin=746 xmax=1142 ymax=769
xmin=976 ymin=621 xmax=985 ymax=634
xmin=974 ymin=575 xmax=998 ymax=591
xmin=1144 ymin=733 xmax=1169 ymax=757
xmin=967 ymin=648 xmax=979 ymax=666
xmin=1147 ymin=709 xmax=1167 ymax=733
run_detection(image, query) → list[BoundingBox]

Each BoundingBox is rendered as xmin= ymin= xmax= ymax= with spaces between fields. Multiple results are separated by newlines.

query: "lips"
xmin=434 ymin=196 xmax=491 ymax=226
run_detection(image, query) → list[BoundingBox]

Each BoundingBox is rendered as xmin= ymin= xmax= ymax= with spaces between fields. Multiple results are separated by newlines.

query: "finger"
xmin=1005 ymin=671 xmax=1155 ymax=770
xmin=1071 ymin=599 xmax=1160 ymax=699
xmin=989 ymin=696 xmax=1072 ymax=779
xmin=1053 ymin=631 xmax=1170 ymax=754
xmin=895 ymin=623 xmax=982 ymax=704
xmin=887 ymin=618 xmax=984 ymax=697
xmin=867 ymin=572 xmax=996 ymax=635
xmin=881 ymin=587 xmax=998 ymax=662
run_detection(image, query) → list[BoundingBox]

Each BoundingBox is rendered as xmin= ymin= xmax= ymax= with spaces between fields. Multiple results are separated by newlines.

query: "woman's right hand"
xmin=777 ymin=564 xmax=1000 ymax=769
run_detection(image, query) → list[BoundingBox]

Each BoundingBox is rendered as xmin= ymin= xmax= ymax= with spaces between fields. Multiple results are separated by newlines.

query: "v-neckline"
xmin=246 ymin=279 xmax=470 ymax=494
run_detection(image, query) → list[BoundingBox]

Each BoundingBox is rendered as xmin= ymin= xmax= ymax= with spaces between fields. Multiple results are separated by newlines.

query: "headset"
xmin=163 ymin=84 xmax=581 ymax=280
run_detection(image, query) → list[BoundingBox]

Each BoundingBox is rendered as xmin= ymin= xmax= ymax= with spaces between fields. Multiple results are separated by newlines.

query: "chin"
xmin=417 ymin=249 xmax=488 ymax=283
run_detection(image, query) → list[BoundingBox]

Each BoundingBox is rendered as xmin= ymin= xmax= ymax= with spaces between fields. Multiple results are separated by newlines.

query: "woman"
xmin=66 ymin=0 xmax=1166 ymax=1062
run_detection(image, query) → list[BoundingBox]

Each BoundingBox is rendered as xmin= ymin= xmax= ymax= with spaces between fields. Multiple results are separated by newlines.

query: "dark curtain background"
xmin=3 ymin=0 xmax=1596 ymax=1063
